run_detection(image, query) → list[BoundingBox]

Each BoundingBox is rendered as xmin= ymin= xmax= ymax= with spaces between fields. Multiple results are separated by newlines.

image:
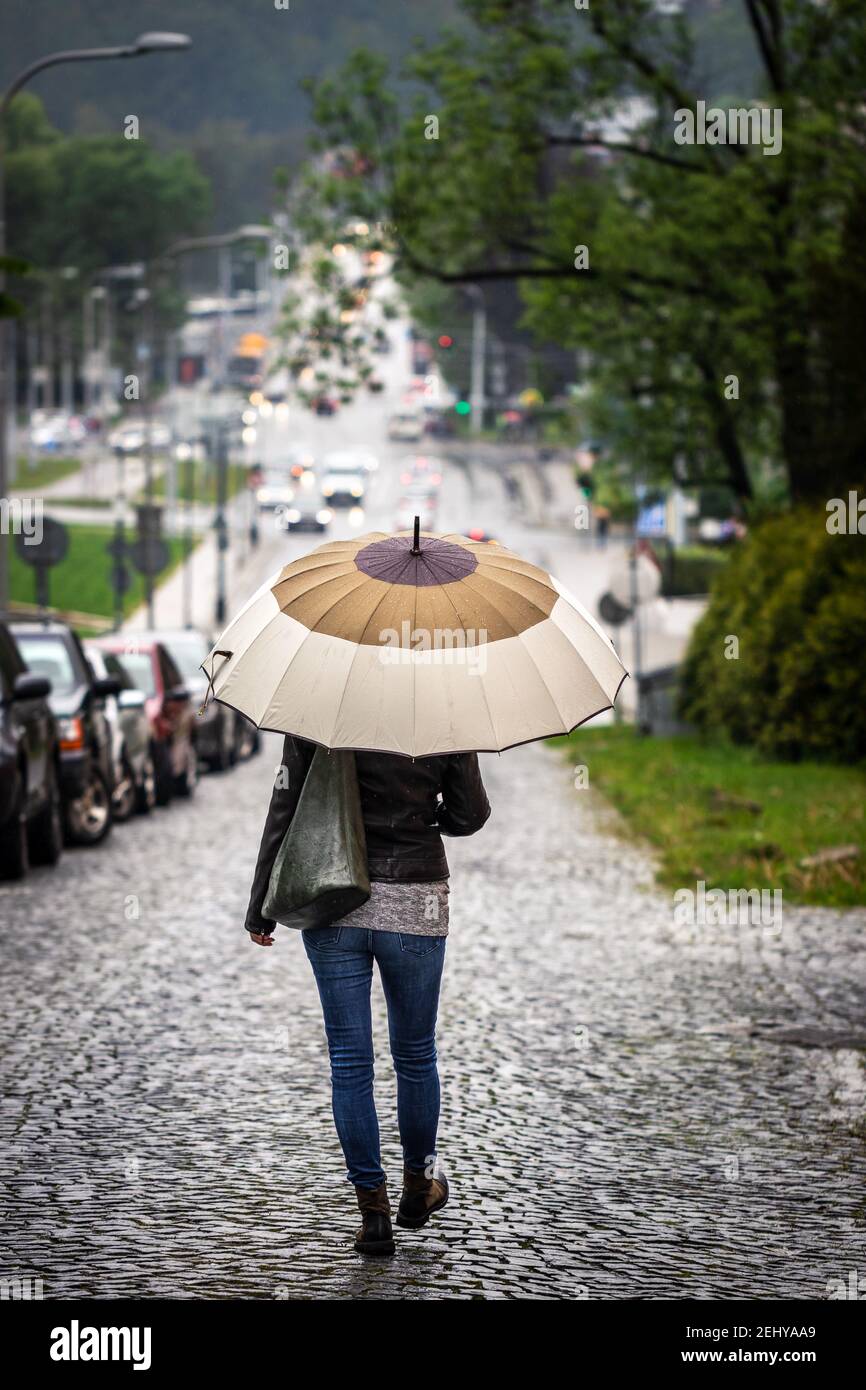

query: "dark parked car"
xmin=96 ymin=637 xmax=197 ymax=803
xmin=148 ymin=628 xmax=260 ymax=769
xmin=0 ymin=618 xmax=64 ymax=878
xmin=10 ymin=619 xmax=119 ymax=847
xmin=86 ymin=643 xmax=157 ymax=818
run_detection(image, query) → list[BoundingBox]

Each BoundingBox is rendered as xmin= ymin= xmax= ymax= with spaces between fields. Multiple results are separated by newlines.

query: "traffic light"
xmin=455 ymin=400 xmax=471 ymax=416
xmin=438 ymin=334 xmax=453 ymax=348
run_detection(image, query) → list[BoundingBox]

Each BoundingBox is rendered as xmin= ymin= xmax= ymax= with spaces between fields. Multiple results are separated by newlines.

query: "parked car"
xmin=388 ymin=410 xmax=424 ymax=442
xmin=144 ymin=629 xmax=239 ymax=773
xmin=95 ymin=637 xmax=197 ymax=802
xmin=85 ymin=643 xmax=156 ymax=818
xmin=28 ymin=410 xmax=87 ymax=453
xmin=10 ymin=620 xmax=118 ymax=847
xmin=0 ymin=618 xmax=64 ymax=879
xmin=108 ymin=420 xmax=172 ymax=456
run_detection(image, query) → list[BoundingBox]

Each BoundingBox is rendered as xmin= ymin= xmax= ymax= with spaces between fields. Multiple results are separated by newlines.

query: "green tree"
xmin=297 ymin=0 xmax=866 ymax=505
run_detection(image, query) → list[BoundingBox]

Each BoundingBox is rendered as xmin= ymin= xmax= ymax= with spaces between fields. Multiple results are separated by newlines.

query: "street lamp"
xmin=0 ymin=31 xmax=192 ymax=608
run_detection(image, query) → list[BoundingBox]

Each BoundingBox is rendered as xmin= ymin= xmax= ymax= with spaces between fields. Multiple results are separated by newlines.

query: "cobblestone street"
xmin=1 ymin=735 xmax=864 ymax=1300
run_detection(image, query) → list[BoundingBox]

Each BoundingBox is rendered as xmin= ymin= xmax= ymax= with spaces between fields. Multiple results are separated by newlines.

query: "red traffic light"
xmin=438 ymin=335 xmax=453 ymax=348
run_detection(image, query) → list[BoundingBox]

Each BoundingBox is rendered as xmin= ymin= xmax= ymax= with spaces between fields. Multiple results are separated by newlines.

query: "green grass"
xmin=12 ymin=454 xmax=81 ymax=490
xmin=138 ymin=461 xmax=248 ymax=505
xmin=10 ymin=522 xmax=194 ymax=633
xmin=552 ymin=725 xmax=866 ymax=907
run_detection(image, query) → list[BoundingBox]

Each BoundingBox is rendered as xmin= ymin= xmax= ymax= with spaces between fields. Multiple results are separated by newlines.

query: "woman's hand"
xmin=248 ymin=931 xmax=275 ymax=947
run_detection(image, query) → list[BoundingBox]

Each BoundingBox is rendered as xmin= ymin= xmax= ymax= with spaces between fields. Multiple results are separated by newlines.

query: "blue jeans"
xmin=302 ymin=923 xmax=446 ymax=1189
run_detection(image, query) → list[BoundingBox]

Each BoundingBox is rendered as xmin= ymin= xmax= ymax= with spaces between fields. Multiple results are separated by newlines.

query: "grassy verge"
xmin=10 ymin=522 xmax=193 ymax=635
xmin=12 ymin=454 xmax=81 ymax=490
xmin=552 ymin=725 xmax=866 ymax=907
xmin=137 ymin=461 xmax=248 ymax=505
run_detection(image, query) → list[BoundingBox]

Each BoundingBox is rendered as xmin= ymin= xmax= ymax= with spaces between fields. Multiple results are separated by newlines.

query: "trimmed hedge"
xmin=678 ymin=507 xmax=866 ymax=762
xmin=654 ymin=543 xmax=730 ymax=597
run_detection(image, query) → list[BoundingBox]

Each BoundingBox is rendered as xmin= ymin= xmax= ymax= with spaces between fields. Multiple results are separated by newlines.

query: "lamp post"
xmin=0 ymin=31 xmax=192 ymax=608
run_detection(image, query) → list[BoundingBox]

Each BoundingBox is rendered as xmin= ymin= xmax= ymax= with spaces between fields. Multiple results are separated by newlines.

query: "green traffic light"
xmin=455 ymin=400 xmax=471 ymax=415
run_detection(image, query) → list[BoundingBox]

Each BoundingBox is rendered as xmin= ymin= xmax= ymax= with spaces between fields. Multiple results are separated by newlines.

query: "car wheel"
xmin=211 ymin=720 xmax=233 ymax=773
xmin=64 ymin=767 xmax=112 ymax=846
xmin=153 ymin=742 xmax=174 ymax=806
xmin=0 ymin=779 xmax=29 ymax=881
xmin=136 ymin=753 xmax=157 ymax=815
xmin=112 ymin=752 xmax=137 ymax=823
xmin=174 ymin=742 xmax=198 ymax=798
xmin=29 ymin=763 xmax=63 ymax=867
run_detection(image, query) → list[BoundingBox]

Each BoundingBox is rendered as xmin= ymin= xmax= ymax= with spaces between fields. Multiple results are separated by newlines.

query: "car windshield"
xmin=163 ymin=635 xmax=208 ymax=680
xmin=117 ymin=651 xmax=156 ymax=697
xmin=15 ymin=636 xmax=78 ymax=696
xmin=261 ymin=471 xmax=292 ymax=487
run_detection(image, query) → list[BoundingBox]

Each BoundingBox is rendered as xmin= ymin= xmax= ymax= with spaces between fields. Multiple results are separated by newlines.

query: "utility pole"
xmin=467 ymin=285 xmax=486 ymax=435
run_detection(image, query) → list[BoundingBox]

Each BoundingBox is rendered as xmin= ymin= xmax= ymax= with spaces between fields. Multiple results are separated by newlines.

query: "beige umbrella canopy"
xmin=200 ymin=527 xmax=628 ymax=757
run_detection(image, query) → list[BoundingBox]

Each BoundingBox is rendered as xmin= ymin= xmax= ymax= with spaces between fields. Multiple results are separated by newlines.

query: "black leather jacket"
xmin=245 ymin=735 xmax=491 ymax=935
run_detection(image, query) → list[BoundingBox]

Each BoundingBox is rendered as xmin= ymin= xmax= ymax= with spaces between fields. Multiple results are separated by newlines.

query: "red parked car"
xmin=93 ymin=636 xmax=197 ymax=805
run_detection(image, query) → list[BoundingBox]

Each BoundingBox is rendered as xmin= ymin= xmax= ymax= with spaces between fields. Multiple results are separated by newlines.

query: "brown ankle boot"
xmin=396 ymin=1164 xmax=449 ymax=1229
xmin=354 ymin=1181 xmax=395 ymax=1255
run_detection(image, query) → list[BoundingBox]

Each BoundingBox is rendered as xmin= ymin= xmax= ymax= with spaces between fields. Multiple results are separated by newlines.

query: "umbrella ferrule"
xmin=411 ymin=515 xmax=421 ymax=555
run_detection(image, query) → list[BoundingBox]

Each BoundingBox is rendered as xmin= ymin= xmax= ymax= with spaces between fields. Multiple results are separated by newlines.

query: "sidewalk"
xmin=0 ymin=732 xmax=862 ymax=1298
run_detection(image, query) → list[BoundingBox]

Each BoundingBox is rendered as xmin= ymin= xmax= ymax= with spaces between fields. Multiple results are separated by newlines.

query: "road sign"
xmin=14 ymin=516 xmax=69 ymax=568
xmin=135 ymin=504 xmax=163 ymax=539
xmin=129 ymin=537 xmax=170 ymax=576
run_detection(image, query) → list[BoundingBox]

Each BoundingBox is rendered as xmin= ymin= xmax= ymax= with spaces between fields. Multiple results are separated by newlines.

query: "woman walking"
xmin=244 ymin=733 xmax=491 ymax=1256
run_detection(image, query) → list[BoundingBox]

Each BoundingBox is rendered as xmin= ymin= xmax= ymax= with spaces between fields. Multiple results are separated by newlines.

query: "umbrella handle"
xmin=198 ymin=649 xmax=233 ymax=717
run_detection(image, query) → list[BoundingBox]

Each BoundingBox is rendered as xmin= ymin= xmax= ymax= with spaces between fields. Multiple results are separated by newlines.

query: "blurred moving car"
xmin=0 ymin=619 xmax=63 ymax=879
xmin=96 ymin=637 xmax=197 ymax=802
xmin=396 ymin=494 xmax=437 ymax=533
xmin=280 ymin=504 xmax=333 ymax=534
xmin=323 ymin=449 xmax=378 ymax=475
xmin=388 ymin=410 xmax=423 ymax=442
xmin=11 ymin=620 xmax=118 ymax=847
xmin=147 ymin=628 xmax=241 ymax=773
xmin=321 ymin=466 xmax=365 ymax=507
xmin=85 ymin=643 xmax=156 ymax=818
xmin=255 ymin=468 xmax=296 ymax=511
xmin=311 ymin=394 xmax=338 ymax=416
xmin=464 ymin=528 xmax=500 ymax=544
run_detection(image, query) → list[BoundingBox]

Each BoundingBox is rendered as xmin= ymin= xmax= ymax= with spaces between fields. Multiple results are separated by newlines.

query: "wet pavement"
xmin=1 ymin=734 xmax=864 ymax=1300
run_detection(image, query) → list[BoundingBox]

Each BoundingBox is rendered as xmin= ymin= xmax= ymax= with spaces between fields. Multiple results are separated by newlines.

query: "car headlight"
xmin=285 ymin=509 xmax=301 ymax=523
xmin=316 ymin=509 xmax=332 ymax=524
xmin=351 ymin=484 xmax=364 ymax=497
xmin=322 ymin=483 xmax=333 ymax=496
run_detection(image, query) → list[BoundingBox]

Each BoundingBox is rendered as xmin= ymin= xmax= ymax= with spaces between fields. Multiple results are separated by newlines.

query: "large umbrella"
xmin=200 ymin=523 xmax=628 ymax=757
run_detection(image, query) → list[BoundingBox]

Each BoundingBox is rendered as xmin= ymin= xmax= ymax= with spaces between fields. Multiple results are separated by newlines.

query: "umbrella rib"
xmin=322 ymin=579 xmax=407 ymax=748
xmin=517 ymin=623 xmax=610 ymax=730
xmin=424 ymin=570 xmax=501 ymax=749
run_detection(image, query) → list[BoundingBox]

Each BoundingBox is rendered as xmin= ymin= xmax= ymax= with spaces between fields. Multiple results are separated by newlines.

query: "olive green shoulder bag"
xmin=262 ymin=747 xmax=371 ymax=930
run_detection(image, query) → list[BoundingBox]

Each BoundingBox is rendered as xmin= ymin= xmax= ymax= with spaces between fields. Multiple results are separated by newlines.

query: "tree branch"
xmin=545 ymin=133 xmax=714 ymax=176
